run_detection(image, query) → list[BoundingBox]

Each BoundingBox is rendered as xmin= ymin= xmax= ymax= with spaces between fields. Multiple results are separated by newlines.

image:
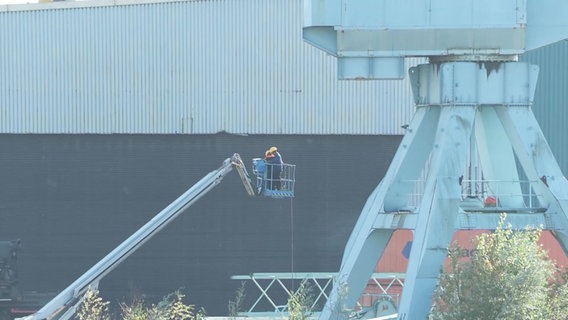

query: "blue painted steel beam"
xmin=304 ymin=0 xmax=568 ymax=80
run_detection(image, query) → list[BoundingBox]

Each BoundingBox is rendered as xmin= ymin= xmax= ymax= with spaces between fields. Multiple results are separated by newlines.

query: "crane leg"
xmin=320 ymin=99 xmax=475 ymax=319
xmin=321 ymin=61 xmax=565 ymax=320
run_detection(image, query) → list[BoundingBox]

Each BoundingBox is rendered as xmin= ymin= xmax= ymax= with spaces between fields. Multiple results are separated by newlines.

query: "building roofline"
xmin=0 ymin=0 xmax=190 ymax=12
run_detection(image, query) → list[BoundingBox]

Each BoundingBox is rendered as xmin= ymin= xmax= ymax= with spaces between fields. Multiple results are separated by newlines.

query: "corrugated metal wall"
xmin=0 ymin=0 xmax=421 ymax=135
xmin=520 ymin=39 xmax=568 ymax=173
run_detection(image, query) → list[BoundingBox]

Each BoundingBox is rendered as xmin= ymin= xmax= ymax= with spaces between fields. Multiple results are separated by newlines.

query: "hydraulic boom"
xmin=17 ymin=153 xmax=254 ymax=320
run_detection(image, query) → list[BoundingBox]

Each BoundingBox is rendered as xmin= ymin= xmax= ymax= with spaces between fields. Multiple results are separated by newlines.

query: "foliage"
xmin=121 ymin=289 xmax=204 ymax=320
xmin=76 ymin=287 xmax=110 ymax=320
xmin=120 ymin=295 xmax=149 ymax=320
xmin=228 ymin=281 xmax=246 ymax=317
xmin=431 ymin=213 xmax=568 ymax=320
xmin=154 ymin=290 xmax=203 ymax=320
xmin=287 ymin=280 xmax=315 ymax=320
xmin=545 ymin=270 xmax=568 ymax=320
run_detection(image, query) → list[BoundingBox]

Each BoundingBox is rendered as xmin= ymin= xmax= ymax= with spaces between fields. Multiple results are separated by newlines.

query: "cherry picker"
xmin=16 ymin=153 xmax=295 ymax=320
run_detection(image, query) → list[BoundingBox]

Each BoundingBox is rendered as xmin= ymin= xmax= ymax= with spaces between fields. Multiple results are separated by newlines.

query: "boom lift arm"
xmin=17 ymin=153 xmax=255 ymax=320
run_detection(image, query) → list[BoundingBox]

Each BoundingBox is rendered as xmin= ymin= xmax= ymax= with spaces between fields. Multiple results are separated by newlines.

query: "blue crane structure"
xmin=303 ymin=1 xmax=568 ymax=319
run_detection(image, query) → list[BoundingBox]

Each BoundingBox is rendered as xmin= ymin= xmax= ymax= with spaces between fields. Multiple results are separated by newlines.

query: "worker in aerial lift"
xmin=264 ymin=146 xmax=283 ymax=190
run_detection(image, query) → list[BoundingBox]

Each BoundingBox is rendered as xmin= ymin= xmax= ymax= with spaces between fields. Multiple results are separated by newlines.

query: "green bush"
xmin=287 ymin=281 xmax=314 ymax=320
xmin=77 ymin=287 xmax=203 ymax=320
xmin=76 ymin=287 xmax=110 ymax=320
xmin=228 ymin=281 xmax=246 ymax=318
xmin=432 ymin=214 xmax=568 ymax=320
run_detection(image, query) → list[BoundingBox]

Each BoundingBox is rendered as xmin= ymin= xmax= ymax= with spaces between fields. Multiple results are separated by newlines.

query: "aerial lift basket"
xmin=252 ymin=158 xmax=295 ymax=198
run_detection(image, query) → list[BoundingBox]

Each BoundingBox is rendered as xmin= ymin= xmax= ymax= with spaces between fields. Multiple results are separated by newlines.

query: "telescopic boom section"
xmin=18 ymin=153 xmax=255 ymax=320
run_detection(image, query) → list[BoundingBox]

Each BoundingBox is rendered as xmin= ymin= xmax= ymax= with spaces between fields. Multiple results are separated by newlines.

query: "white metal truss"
xmin=231 ymin=272 xmax=405 ymax=316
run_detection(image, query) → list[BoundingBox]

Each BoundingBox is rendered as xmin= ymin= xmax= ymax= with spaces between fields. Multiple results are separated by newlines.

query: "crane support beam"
xmin=303 ymin=0 xmax=568 ymax=80
xmin=18 ymin=153 xmax=253 ymax=320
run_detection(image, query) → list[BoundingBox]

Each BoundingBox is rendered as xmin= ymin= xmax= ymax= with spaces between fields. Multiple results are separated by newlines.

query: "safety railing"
xmin=262 ymin=163 xmax=295 ymax=193
xmin=230 ymin=272 xmax=405 ymax=316
xmin=398 ymin=179 xmax=545 ymax=213
xmin=251 ymin=158 xmax=295 ymax=198
xmin=459 ymin=179 xmax=544 ymax=210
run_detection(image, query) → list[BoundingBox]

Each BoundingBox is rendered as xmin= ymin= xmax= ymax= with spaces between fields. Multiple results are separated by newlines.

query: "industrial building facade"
xmin=0 ymin=0 xmax=419 ymax=135
xmin=1 ymin=0 xmax=568 ymax=316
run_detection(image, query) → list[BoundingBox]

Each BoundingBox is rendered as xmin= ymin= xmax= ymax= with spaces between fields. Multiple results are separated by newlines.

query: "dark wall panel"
xmin=0 ymin=133 xmax=401 ymax=315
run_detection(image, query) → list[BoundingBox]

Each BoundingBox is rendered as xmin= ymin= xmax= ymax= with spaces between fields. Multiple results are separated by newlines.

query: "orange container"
xmin=364 ymin=229 xmax=568 ymax=300
xmin=374 ymin=229 xmax=568 ymax=273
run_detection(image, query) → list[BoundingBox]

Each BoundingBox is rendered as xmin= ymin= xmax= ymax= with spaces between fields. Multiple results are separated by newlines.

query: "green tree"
xmin=545 ymin=270 xmax=568 ymax=320
xmin=432 ymin=214 xmax=566 ymax=320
